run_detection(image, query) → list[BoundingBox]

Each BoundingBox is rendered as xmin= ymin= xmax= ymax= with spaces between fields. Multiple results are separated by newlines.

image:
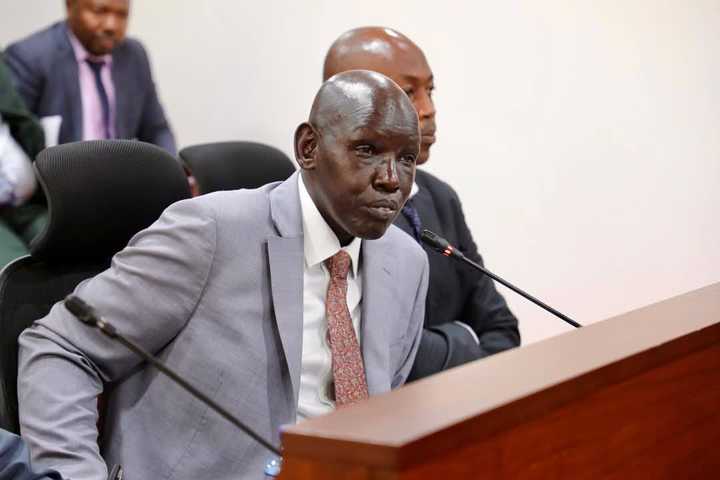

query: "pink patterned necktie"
xmin=325 ymin=250 xmax=369 ymax=407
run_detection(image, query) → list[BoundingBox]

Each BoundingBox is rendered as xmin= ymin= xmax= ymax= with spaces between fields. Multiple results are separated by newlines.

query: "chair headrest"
xmin=179 ymin=141 xmax=296 ymax=194
xmin=30 ymin=140 xmax=190 ymax=261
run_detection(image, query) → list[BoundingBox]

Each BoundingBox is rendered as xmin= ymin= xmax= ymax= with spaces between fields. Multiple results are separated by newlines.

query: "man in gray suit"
xmin=5 ymin=0 xmax=176 ymax=153
xmin=17 ymin=70 xmax=428 ymax=480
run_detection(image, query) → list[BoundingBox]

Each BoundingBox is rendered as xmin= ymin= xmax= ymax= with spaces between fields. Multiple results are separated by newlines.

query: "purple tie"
xmin=401 ymin=199 xmax=423 ymax=242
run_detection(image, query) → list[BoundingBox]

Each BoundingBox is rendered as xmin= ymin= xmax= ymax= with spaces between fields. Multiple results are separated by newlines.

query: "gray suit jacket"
xmin=17 ymin=172 xmax=428 ymax=480
xmin=5 ymin=22 xmax=176 ymax=153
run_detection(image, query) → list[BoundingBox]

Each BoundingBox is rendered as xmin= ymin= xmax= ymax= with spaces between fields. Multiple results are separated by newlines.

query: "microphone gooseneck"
xmin=63 ymin=295 xmax=283 ymax=457
xmin=420 ymin=229 xmax=582 ymax=329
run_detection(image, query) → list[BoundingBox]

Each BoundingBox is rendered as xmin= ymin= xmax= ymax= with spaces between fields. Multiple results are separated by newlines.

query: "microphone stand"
xmin=64 ymin=295 xmax=283 ymax=457
xmin=420 ymin=229 xmax=581 ymax=329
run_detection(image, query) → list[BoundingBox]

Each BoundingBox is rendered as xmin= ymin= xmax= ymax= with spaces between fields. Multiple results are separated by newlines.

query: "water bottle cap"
xmin=264 ymin=457 xmax=282 ymax=477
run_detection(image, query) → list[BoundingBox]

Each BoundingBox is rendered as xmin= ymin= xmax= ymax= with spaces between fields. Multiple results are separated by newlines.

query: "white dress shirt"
xmin=296 ymin=174 xmax=363 ymax=420
xmin=0 ymin=114 xmax=36 ymax=206
xmin=67 ymin=29 xmax=117 ymax=140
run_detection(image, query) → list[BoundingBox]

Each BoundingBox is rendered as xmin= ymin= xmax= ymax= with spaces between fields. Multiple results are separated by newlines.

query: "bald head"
xmin=310 ymin=69 xmax=418 ymax=140
xmin=323 ymin=27 xmax=437 ymax=165
xmin=324 ymin=27 xmax=425 ymax=81
xmin=295 ymin=70 xmax=420 ymax=245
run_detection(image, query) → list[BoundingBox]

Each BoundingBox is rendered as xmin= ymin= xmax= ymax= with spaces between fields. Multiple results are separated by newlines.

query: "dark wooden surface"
xmin=279 ymin=282 xmax=720 ymax=479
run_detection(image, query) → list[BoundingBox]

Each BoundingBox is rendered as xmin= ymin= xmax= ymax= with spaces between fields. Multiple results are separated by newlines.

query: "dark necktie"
xmin=401 ymin=199 xmax=423 ymax=242
xmin=85 ymin=59 xmax=111 ymax=139
xmin=324 ymin=250 xmax=369 ymax=407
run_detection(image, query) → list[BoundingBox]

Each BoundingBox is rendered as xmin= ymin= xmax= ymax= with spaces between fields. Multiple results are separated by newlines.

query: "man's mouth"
xmin=365 ymin=200 xmax=399 ymax=220
xmin=421 ymin=133 xmax=436 ymax=145
xmin=421 ymin=125 xmax=436 ymax=145
xmin=96 ymin=35 xmax=116 ymax=49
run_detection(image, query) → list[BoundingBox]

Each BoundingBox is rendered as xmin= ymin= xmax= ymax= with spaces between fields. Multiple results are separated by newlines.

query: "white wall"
xmin=2 ymin=1 xmax=719 ymax=344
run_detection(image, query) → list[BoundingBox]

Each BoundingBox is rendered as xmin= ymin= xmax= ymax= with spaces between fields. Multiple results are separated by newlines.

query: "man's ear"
xmin=294 ymin=122 xmax=318 ymax=170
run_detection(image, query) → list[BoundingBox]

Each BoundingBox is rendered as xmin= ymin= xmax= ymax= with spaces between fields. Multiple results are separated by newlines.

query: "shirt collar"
xmin=66 ymin=24 xmax=113 ymax=65
xmin=297 ymin=173 xmax=362 ymax=277
xmin=409 ymin=181 xmax=419 ymax=199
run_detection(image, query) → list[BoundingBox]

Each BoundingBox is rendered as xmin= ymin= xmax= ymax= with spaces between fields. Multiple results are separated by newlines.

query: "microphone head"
xmin=420 ymin=228 xmax=450 ymax=253
xmin=64 ymin=295 xmax=97 ymax=326
xmin=420 ymin=229 xmax=450 ymax=251
xmin=420 ymin=229 xmax=463 ymax=259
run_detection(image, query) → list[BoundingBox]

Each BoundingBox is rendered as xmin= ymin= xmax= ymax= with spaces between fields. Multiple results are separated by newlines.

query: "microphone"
xmin=63 ymin=295 xmax=283 ymax=457
xmin=420 ymin=229 xmax=582 ymax=329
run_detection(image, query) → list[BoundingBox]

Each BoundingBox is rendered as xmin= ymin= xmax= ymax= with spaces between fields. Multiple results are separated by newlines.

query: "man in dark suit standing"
xmin=4 ymin=0 xmax=176 ymax=153
xmin=324 ymin=27 xmax=521 ymax=380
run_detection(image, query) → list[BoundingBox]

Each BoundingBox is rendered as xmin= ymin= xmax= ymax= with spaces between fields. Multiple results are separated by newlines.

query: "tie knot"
xmin=325 ymin=250 xmax=351 ymax=280
xmin=85 ymin=58 xmax=105 ymax=73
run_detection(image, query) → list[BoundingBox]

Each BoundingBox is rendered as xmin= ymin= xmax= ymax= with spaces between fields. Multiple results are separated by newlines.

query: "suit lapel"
xmin=395 ymin=174 xmax=438 ymax=239
xmin=267 ymin=173 xmax=304 ymax=405
xmin=266 ymin=172 xmax=398 ymax=401
xmin=409 ymin=179 xmax=440 ymax=233
xmin=360 ymin=238 xmax=395 ymax=395
xmin=64 ymin=62 xmax=82 ymax=142
xmin=56 ymin=24 xmax=82 ymax=143
xmin=111 ymin=46 xmax=130 ymax=139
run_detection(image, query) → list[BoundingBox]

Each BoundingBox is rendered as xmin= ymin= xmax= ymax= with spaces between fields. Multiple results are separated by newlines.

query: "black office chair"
xmin=0 ymin=140 xmax=190 ymax=433
xmin=178 ymin=141 xmax=296 ymax=194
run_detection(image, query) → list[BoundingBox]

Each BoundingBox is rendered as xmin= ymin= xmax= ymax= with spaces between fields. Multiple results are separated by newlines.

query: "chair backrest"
xmin=0 ymin=140 xmax=190 ymax=433
xmin=179 ymin=141 xmax=296 ymax=194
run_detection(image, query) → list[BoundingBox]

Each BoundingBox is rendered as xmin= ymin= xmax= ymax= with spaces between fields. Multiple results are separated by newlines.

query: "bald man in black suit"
xmin=324 ymin=27 xmax=521 ymax=380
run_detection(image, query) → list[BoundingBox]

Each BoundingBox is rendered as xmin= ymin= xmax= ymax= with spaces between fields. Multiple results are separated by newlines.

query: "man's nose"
xmin=415 ymin=90 xmax=436 ymax=120
xmin=375 ymin=156 xmax=400 ymax=192
xmin=102 ymin=14 xmax=119 ymax=33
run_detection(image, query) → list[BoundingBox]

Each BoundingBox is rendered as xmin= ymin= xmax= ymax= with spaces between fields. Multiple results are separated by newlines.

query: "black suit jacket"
xmin=0 ymin=52 xmax=44 ymax=158
xmin=4 ymin=22 xmax=176 ymax=154
xmin=395 ymin=169 xmax=520 ymax=380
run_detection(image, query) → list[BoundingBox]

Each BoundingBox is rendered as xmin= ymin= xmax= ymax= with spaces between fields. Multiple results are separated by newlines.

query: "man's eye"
xmin=428 ymin=86 xmax=435 ymax=98
xmin=404 ymin=88 xmax=415 ymax=99
xmin=400 ymin=154 xmax=416 ymax=164
xmin=355 ymin=145 xmax=375 ymax=156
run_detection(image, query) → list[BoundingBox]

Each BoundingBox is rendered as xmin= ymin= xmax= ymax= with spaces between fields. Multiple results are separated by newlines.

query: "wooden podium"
xmin=279 ymin=283 xmax=720 ymax=479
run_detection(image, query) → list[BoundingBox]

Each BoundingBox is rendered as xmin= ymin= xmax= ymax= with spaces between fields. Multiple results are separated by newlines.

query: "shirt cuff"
xmin=453 ymin=321 xmax=480 ymax=345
